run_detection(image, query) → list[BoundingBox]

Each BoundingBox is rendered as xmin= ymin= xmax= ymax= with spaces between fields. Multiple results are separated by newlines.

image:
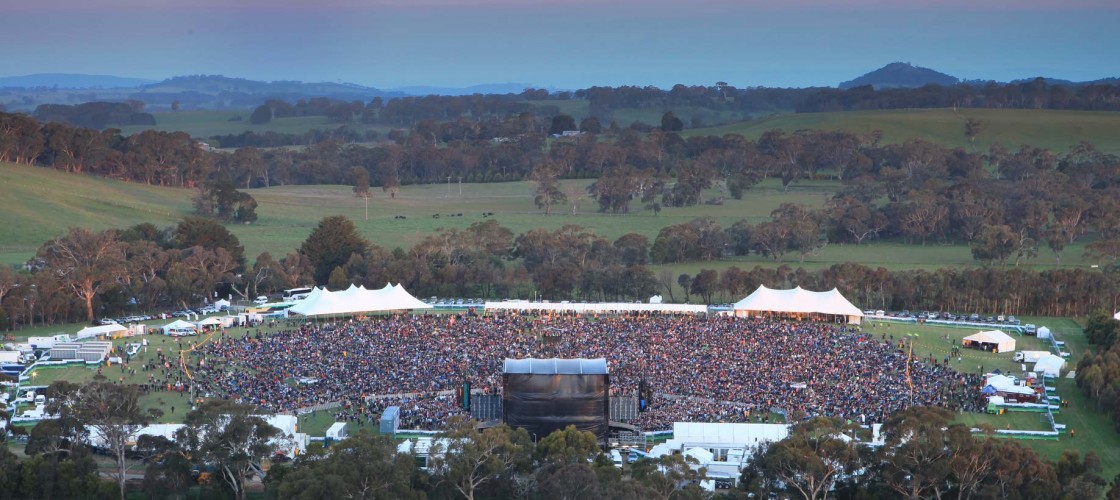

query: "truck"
xmin=1013 ymin=351 xmax=1051 ymax=363
xmin=0 ymin=351 xmax=25 ymax=364
xmin=28 ymin=334 xmax=71 ymax=350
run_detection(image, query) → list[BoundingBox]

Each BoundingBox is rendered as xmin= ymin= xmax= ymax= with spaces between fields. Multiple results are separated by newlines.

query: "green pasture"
xmin=686 ymin=108 xmax=1120 ymax=155
xmin=1 ymin=162 xmax=1104 ymax=275
xmin=115 ymin=110 xmax=393 ymax=140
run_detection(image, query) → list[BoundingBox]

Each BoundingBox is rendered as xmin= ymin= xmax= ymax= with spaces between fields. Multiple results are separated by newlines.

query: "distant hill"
xmin=1007 ymin=76 xmax=1120 ymax=87
xmin=839 ymin=62 xmax=959 ymax=89
xmin=127 ymin=75 xmax=409 ymax=109
xmin=391 ymin=83 xmax=536 ymax=96
xmin=0 ymin=73 xmax=157 ymax=88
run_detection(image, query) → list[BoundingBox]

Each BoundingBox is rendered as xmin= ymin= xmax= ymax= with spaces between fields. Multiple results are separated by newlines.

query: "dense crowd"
xmin=186 ymin=314 xmax=984 ymax=431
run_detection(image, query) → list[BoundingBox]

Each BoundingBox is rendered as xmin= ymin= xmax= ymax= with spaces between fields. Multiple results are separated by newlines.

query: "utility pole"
xmin=364 ymin=195 xmax=369 ymax=220
xmin=458 ymin=176 xmax=462 ymax=197
xmin=447 ymin=176 xmax=452 ymax=197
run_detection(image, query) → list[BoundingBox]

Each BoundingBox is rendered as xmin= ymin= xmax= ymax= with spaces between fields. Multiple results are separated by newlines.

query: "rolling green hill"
xmin=0 ymin=161 xmax=1098 ymax=273
xmin=116 ymin=110 xmax=392 ymax=140
xmin=685 ymin=108 xmax=1120 ymax=155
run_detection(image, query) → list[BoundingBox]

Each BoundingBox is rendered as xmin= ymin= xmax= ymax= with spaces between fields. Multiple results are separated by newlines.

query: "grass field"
xmin=0 ymin=162 xmax=1102 ymax=277
xmin=687 ymin=108 xmax=1120 ymax=155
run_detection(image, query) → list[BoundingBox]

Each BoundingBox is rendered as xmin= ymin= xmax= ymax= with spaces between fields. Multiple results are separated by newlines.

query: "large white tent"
xmin=963 ymin=330 xmax=1016 ymax=353
xmin=75 ymin=324 xmax=128 ymax=340
xmin=1034 ymin=354 xmax=1066 ymax=377
xmin=732 ymin=285 xmax=864 ymax=324
xmin=161 ymin=319 xmax=197 ymax=336
xmin=288 ymin=283 xmax=432 ymax=317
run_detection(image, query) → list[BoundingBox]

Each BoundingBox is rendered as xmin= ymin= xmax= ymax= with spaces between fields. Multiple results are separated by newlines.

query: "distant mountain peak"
xmin=839 ymin=62 xmax=959 ymax=90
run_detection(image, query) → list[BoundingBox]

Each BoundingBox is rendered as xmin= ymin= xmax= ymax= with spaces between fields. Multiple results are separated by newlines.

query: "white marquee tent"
xmin=732 ymin=285 xmax=864 ymax=324
xmin=161 ymin=319 xmax=197 ymax=336
xmin=1034 ymin=354 xmax=1066 ymax=378
xmin=963 ymin=330 xmax=1016 ymax=353
xmin=75 ymin=324 xmax=128 ymax=340
xmin=288 ymin=283 xmax=432 ymax=317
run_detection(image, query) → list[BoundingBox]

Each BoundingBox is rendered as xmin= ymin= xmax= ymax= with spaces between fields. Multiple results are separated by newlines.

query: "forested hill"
xmin=839 ymin=62 xmax=959 ymax=89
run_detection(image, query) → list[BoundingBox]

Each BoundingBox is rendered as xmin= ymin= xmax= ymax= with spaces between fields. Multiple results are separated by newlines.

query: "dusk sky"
xmin=4 ymin=0 xmax=1118 ymax=89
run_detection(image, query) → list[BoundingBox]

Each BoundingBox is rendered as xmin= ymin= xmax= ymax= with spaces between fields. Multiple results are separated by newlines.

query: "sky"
xmin=3 ymin=0 xmax=1118 ymax=90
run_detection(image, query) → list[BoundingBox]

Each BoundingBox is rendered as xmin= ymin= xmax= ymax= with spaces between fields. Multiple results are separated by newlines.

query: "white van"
xmin=610 ymin=449 xmax=623 ymax=468
xmin=254 ymin=296 xmax=268 ymax=305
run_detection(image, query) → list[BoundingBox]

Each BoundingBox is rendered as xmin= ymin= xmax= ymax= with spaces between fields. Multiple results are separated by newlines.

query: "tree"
xmin=172 ymin=216 xmax=246 ymax=269
xmin=74 ymin=382 xmax=162 ymax=500
xmin=272 ymin=432 xmax=417 ymax=500
xmin=660 ymin=111 xmax=684 ymax=132
xmin=175 ymin=400 xmax=282 ymax=500
xmin=249 ymin=104 xmax=272 ymax=124
xmin=430 ymin=417 xmax=531 ymax=500
xmin=749 ymin=417 xmax=862 ymax=500
xmin=38 ymin=228 xmax=126 ymax=321
xmin=690 ymin=269 xmax=720 ymax=304
xmin=877 ymin=407 xmax=955 ymax=500
xmin=970 ymin=224 xmax=1017 ymax=266
xmin=536 ymin=426 xmax=601 ymax=465
xmin=964 ymin=118 xmax=982 ymax=146
xmin=351 ymin=165 xmax=371 ymax=198
xmin=300 ymin=215 xmax=370 ymax=285
xmin=549 ymin=114 xmax=577 ymax=135
xmin=530 ymin=159 xmax=567 ymax=215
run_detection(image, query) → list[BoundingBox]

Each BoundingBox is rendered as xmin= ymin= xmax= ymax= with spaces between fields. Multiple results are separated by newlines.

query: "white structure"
xmin=643 ymin=422 xmax=791 ymax=489
xmin=1114 ymin=311 xmax=1120 ymax=321
xmin=161 ymin=319 xmax=197 ymax=336
xmin=1034 ymin=355 xmax=1066 ymax=378
xmin=288 ymin=283 xmax=432 ymax=317
xmin=326 ymin=422 xmax=348 ymax=441
xmin=484 ymin=301 xmax=707 ymax=315
xmin=732 ymin=286 xmax=864 ymax=324
xmin=86 ymin=414 xmax=309 ymax=457
xmin=963 ymin=330 xmax=1016 ymax=353
xmin=75 ymin=324 xmax=127 ymax=340
xmin=1037 ymin=326 xmax=1052 ymax=339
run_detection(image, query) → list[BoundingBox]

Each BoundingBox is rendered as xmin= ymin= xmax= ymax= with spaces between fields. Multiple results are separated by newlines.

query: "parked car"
xmin=253 ymin=296 xmax=268 ymax=305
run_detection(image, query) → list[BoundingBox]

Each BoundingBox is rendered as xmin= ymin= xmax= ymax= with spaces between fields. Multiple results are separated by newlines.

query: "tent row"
xmin=288 ymin=283 xmax=432 ymax=317
xmin=731 ymin=285 xmax=864 ymax=324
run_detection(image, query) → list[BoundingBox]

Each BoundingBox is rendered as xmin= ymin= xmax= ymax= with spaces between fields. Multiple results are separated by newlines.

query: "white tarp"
xmin=484 ymin=301 xmax=707 ymax=314
xmin=963 ymin=330 xmax=1016 ymax=353
xmin=75 ymin=324 xmax=128 ymax=340
xmin=288 ymin=283 xmax=432 ymax=317
xmin=732 ymin=285 xmax=864 ymax=324
xmin=1034 ymin=355 xmax=1066 ymax=377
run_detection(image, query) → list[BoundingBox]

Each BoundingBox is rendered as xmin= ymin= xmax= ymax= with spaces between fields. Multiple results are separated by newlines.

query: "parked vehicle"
xmin=1013 ymin=351 xmax=1051 ymax=363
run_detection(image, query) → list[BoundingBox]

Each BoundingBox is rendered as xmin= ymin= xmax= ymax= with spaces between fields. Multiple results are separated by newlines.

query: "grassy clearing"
xmin=686 ymin=108 xmax=1120 ymax=155
xmin=0 ymin=162 xmax=1101 ymax=275
xmin=858 ymin=318 xmax=1120 ymax=480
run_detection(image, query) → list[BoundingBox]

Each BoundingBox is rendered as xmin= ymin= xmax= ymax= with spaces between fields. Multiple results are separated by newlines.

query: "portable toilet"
xmin=380 ymin=406 xmax=400 ymax=436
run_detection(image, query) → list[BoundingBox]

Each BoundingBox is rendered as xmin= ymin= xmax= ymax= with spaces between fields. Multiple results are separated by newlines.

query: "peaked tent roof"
xmin=76 ymin=324 xmax=128 ymax=339
xmin=162 ymin=319 xmax=196 ymax=330
xmin=964 ymin=330 xmax=1015 ymax=344
xmin=288 ymin=283 xmax=432 ymax=316
xmin=732 ymin=285 xmax=863 ymax=317
xmin=1034 ymin=355 xmax=1066 ymax=376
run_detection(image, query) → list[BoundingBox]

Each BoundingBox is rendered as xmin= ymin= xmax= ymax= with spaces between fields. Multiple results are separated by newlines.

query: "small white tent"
xmin=1036 ymin=326 xmax=1052 ymax=339
xmin=963 ymin=330 xmax=1016 ymax=353
xmin=732 ymin=285 xmax=864 ymax=324
xmin=161 ymin=320 xmax=197 ymax=336
xmin=1034 ymin=355 xmax=1066 ymax=377
xmin=1113 ymin=311 xmax=1120 ymax=321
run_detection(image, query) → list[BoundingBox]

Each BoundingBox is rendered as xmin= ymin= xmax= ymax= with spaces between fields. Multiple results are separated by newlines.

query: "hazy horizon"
xmin=3 ymin=0 xmax=1118 ymax=90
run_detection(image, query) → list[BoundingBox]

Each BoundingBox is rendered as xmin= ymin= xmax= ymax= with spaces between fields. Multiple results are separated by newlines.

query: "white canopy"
xmin=963 ymin=330 xmax=1016 ymax=353
xmin=288 ymin=283 xmax=432 ymax=317
xmin=732 ymin=285 xmax=864 ymax=324
xmin=75 ymin=324 xmax=128 ymax=340
xmin=196 ymin=317 xmax=223 ymax=327
xmin=1034 ymin=355 xmax=1066 ymax=377
xmin=1114 ymin=311 xmax=1120 ymax=321
xmin=1037 ymin=326 xmax=1052 ymax=339
xmin=161 ymin=319 xmax=197 ymax=335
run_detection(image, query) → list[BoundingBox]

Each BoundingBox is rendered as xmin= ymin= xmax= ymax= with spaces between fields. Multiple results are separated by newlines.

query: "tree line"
xmin=1076 ymin=313 xmax=1120 ymax=435
xmin=2 ymin=214 xmax=1118 ymax=330
xmin=5 ymin=391 xmax=1119 ymax=500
